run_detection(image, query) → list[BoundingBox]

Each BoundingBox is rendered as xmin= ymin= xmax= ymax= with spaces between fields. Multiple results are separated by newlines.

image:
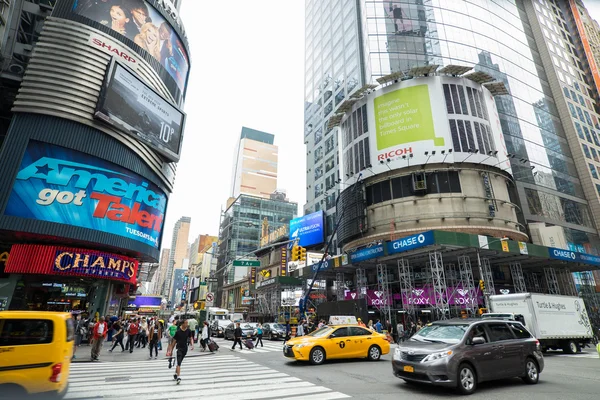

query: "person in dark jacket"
xmin=231 ymin=322 xmax=243 ymax=351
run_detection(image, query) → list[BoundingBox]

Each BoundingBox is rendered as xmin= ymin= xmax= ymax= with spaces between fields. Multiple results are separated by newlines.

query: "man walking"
xmin=109 ymin=319 xmax=125 ymax=352
xmin=91 ymin=316 xmax=108 ymax=361
xmin=296 ymin=320 xmax=305 ymax=337
xmin=168 ymin=319 xmax=193 ymax=384
xmin=127 ymin=318 xmax=140 ymax=353
xmin=187 ymin=317 xmax=198 ymax=344
xmin=396 ymin=321 xmax=404 ymax=344
xmin=374 ymin=319 xmax=383 ymax=333
xmin=148 ymin=319 xmax=162 ymax=359
xmin=231 ymin=322 xmax=243 ymax=351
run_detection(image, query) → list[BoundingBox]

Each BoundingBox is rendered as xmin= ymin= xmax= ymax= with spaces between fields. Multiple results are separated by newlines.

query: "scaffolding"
xmin=510 ymin=261 xmax=527 ymax=293
xmin=429 ymin=251 xmax=449 ymax=320
xmin=398 ymin=258 xmax=415 ymax=322
xmin=481 ymin=258 xmax=495 ymax=296
xmin=457 ymin=256 xmax=478 ymax=316
xmin=356 ymin=268 xmax=367 ymax=299
xmin=376 ymin=264 xmax=392 ymax=324
xmin=525 ymin=272 xmax=542 ymax=293
xmin=544 ymin=268 xmax=560 ymax=295
xmin=335 ymin=272 xmax=345 ymax=301
xmin=579 ymin=271 xmax=600 ymax=335
xmin=559 ymin=270 xmax=577 ymax=297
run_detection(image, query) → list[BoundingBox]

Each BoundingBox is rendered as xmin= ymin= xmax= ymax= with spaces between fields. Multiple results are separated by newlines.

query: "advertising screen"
xmin=96 ymin=62 xmax=185 ymax=162
xmin=72 ymin=0 xmax=189 ymax=91
xmin=4 ymin=141 xmax=167 ymax=249
xmin=290 ymin=211 xmax=325 ymax=247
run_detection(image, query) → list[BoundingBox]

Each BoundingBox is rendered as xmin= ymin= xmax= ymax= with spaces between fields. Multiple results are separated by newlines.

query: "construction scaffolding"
xmin=398 ymin=258 xmax=416 ymax=322
xmin=579 ymin=271 xmax=600 ymax=335
xmin=376 ymin=264 xmax=392 ymax=324
xmin=559 ymin=270 xmax=577 ymax=297
xmin=356 ymin=268 xmax=367 ymax=299
xmin=429 ymin=251 xmax=448 ymax=320
xmin=510 ymin=261 xmax=527 ymax=293
xmin=481 ymin=258 xmax=495 ymax=296
xmin=457 ymin=256 xmax=478 ymax=316
xmin=544 ymin=267 xmax=560 ymax=295
xmin=335 ymin=272 xmax=345 ymax=301
xmin=525 ymin=272 xmax=542 ymax=293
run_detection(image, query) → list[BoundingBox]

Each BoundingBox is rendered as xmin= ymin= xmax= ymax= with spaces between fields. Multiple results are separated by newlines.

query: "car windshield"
xmin=412 ymin=324 xmax=468 ymax=344
xmin=272 ymin=324 xmax=285 ymax=330
xmin=242 ymin=323 xmax=257 ymax=329
xmin=308 ymin=326 xmax=334 ymax=337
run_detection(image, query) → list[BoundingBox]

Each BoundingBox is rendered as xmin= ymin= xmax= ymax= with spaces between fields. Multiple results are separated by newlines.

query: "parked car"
xmin=284 ymin=324 xmax=390 ymax=365
xmin=0 ymin=311 xmax=74 ymax=399
xmin=392 ymin=319 xmax=544 ymax=395
xmin=262 ymin=323 xmax=286 ymax=340
xmin=224 ymin=323 xmax=258 ymax=340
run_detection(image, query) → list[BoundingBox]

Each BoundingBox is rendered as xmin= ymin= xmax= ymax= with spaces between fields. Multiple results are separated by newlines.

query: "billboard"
xmin=290 ymin=210 xmax=324 ymax=247
xmin=4 ymin=141 xmax=167 ymax=249
xmin=96 ymin=62 xmax=185 ymax=162
xmin=72 ymin=0 xmax=189 ymax=91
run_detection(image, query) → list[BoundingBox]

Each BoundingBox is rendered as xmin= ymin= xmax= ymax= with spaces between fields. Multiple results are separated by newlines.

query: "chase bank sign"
xmin=386 ymin=231 xmax=434 ymax=255
xmin=549 ymin=247 xmax=577 ymax=262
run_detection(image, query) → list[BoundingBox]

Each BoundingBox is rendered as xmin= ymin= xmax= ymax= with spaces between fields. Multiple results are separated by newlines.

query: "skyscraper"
xmin=230 ymin=127 xmax=278 ymax=199
xmin=304 ymin=0 xmax=600 ymax=251
xmin=162 ymin=216 xmax=191 ymax=301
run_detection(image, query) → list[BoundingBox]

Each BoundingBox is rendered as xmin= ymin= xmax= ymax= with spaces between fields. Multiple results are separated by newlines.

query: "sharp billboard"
xmin=96 ymin=62 xmax=185 ymax=162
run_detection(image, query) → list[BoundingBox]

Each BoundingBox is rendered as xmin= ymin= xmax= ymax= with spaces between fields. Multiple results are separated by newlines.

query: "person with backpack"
xmin=127 ymin=318 xmax=140 ymax=353
xmin=91 ymin=316 xmax=108 ymax=361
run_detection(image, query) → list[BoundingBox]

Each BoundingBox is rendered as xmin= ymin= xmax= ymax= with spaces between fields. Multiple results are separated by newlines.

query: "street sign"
xmin=233 ymin=259 xmax=260 ymax=267
xmin=205 ymin=292 xmax=214 ymax=307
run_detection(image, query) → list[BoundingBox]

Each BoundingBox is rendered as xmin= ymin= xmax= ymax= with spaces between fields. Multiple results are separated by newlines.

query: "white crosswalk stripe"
xmin=65 ymin=354 xmax=350 ymax=399
xmin=213 ymin=338 xmax=286 ymax=354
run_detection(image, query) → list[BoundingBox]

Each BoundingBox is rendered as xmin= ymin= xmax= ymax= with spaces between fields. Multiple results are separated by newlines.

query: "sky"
xmin=159 ymin=1 xmax=307 ymax=251
xmin=586 ymin=0 xmax=600 ymax=21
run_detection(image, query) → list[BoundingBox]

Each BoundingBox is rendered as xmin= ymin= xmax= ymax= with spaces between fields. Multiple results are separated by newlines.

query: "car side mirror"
xmin=471 ymin=337 xmax=485 ymax=345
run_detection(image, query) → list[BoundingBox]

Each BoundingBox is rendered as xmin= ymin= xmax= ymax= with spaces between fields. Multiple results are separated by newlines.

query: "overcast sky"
xmin=586 ymin=0 xmax=600 ymax=21
xmin=159 ymin=1 xmax=307 ymax=251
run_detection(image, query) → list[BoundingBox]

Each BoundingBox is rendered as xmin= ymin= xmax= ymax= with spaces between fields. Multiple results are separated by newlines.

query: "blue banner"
xmin=290 ymin=211 xmax=324 ymax=247
xmin=5 ymin=141 xmax=167 ymax=248
xmin=576 ymin=253 xmax=600 ymax=266
xmin=349 ymin=244 xmax=384 ymax=263
xmin=548 ymin=247 xmax=577 ymax=262
xmin=387 ymin=231 xmax=435 ymax=255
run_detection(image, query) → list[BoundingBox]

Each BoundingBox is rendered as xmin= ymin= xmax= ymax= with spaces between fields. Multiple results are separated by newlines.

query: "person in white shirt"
xmin=200 ymin=321 xmax=210 ymax=352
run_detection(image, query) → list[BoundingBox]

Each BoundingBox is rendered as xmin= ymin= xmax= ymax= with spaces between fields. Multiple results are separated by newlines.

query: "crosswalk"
xmin=65 ymin=354 xmax=350 ymax=400
xmin=212 ymin=338 xmax=286 ymax=354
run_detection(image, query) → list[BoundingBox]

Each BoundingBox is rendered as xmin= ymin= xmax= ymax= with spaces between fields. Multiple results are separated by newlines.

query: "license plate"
xmin=403 ymin=366 xmax=414 ymax=373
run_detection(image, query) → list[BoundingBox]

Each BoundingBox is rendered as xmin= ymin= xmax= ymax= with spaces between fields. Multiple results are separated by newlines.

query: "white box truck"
xmin=488 ymin=293 xmax=593 ymax=354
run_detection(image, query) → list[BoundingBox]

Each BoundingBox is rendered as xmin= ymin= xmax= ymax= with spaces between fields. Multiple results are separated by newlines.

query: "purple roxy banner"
xmin=345 ymin=287 xmax=483 ymax=307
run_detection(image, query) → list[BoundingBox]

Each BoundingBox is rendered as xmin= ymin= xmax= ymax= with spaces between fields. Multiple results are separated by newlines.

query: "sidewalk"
xmin=72 ymin=338 xmax=215 ymax=363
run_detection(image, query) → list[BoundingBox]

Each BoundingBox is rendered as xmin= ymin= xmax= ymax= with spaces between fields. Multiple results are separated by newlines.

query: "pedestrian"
xmin=255 ymin=323 xmax=264 ymax=348
xmin=167 ymin=319 xmax=193 ymax=384
xmin=127 ymin=318 xmax=140 ymax=353
xmin=90 ymin=316 xmax=108 ymax=361
xmin=285 ymin=321 xmax=291 ymax=342
xmin=396 ymin=321 xmax=404 ymax=344
xmin=386 ymin=320 xmax=393 ymax=336
xmin=200 ymin=321 xmax=210 ymax=351
xmin=167 ymin=319 xmax=180 ymax=368
xmin=296 ymin=320 xmax=305 ymax=337
xmin=416 ymin=319 xmax=423 ymax=331
xmin=368 ymin=320 xmax=374 ymax=330
xmin=109 ymin=319 xmax=125 ymax=352
xmin=357 ymin=317 xmax=366 ymax=328
xmin=157 ymin=319 xmax=165 ymax=351
xmin=73 ymin=314 xmax=85 ymax=359
xmin=231 ymin=322 xmax=243 ymax=351
xmin=374 ymin=320 xmax=383 ymax=333
xmin=187 ymin=318 xmax=198 ymax=344
xmin=137 ymin=317 xmax=148 ymax=348
xmin=148 ymin=319 xmax=162 ymax=359
xmin=317 ymin=319 xmax=324 ymax=329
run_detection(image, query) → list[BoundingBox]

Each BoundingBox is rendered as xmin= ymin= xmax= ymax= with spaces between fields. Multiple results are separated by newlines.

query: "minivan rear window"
xmin=0 ymin=319 xmax=54 ymax=346
xmin=66 ymin=318 xmax=75 ymax=342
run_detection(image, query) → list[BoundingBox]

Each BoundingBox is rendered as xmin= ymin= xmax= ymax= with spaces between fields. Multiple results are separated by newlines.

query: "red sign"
xmin=5 ymin=244 xmax=138 ymax=284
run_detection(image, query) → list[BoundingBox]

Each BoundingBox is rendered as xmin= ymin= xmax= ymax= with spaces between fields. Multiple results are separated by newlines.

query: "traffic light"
xmin=478 ymin=307 xmax=487 ymax=315
xmin=479 ymin=279 xmax=485 ymax=292
xmin=291 ymin=245 xmax=300 ymax=261
xmin=300 ymin=247 xmax=307 ymax=261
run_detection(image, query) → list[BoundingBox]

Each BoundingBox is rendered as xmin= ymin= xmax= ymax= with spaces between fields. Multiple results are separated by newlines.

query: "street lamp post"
xmin=476 ymin=237 xmax=508 ymax=311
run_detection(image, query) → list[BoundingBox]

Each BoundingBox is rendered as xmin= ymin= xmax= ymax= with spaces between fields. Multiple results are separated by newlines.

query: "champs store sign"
xmin=5 ymin=244 xmax=138 ymax=284
xmin=4 ymin=141 xmax=167 ymax=249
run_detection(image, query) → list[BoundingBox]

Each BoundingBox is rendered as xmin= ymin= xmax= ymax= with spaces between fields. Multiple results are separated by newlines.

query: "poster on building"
xmin=4 ymin=141 xmax=167 ymax=249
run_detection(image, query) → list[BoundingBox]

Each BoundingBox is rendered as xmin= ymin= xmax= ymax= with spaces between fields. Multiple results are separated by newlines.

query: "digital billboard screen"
xmin=4 ymin=141 xmax=167 ymax=249
xmin=72 ymin=0 xmax=189 ymax=91
xmin=290 ymin=211 xmax=325 ymax=247
xmin=96 ymin=62 xmax=185 ymax=162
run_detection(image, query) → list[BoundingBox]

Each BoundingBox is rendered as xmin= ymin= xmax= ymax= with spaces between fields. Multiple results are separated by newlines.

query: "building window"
xmin=315 ymin=146 xmax=324 ymax=163
xmin=325 ymin=155 xmax=335 ymax=173
xmin=589 ymin=164 xmax=598 ymax=180
xmin=583 ymin=144 xmax=591 ymax=159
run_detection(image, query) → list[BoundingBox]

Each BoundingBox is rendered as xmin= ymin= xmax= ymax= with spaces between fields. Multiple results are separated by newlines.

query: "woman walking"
xmin=200 ymin=321 xmax=210 ymax=352
xmin=255 ymin=323 xmax=264 ymax=348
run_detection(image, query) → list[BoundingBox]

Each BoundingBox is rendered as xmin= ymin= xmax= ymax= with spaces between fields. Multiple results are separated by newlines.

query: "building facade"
xmin=216 ymin=194 xmax=297 ymax=308
xmin=0 ymin=0 xmax=191 ymax=315
xmin=304 ymin=0 xmax=600 ymax=253
xmin=230 ymin=127 xmax=278 ymax=199
xmin=163 ymin=216 xmax=191 ymax=300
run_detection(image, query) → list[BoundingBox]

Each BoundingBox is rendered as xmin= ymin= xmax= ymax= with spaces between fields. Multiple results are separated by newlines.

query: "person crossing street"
xmin=148 ymin=319 xmax=162 ymax=359
xmin=231 ymin=322 xmax=243 ymax=351
xmin=90 ymin=317 xmax=108 ymax=361
xmin=255 ymin=323 xmax=264 ymax=348
xmin=167 ymin=319 xmax=193 ymax=385
xmin=127 ymin=318 xmax=140 ymax=353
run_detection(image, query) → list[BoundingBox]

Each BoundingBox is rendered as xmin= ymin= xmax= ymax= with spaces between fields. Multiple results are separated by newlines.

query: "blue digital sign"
xmin=386 ymin=231 xmax=435 ymax=255
xmin=290 ymin=211 xmax=324 ymax=247
xmin=349 ymin=244 xmax=384 ymax=264
xmin=5 ymin=141 xmax=167 ymax=249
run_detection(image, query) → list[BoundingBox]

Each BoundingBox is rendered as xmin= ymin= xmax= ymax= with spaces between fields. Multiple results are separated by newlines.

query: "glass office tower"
xmin=304 ymin=0 xmax=600 ymax=251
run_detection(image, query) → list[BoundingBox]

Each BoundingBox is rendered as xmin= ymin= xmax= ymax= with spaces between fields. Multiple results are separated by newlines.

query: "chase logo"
xmin=552 ymin=249 xmax=576 ymax=260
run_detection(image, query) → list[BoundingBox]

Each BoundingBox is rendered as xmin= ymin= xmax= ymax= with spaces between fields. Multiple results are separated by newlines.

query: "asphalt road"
xmin=232 ymin=342 xmax=600 ymax=399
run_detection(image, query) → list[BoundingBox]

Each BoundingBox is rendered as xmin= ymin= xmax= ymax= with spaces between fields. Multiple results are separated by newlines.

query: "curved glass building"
xmin=304 ymin=0 xmax=600 ymax=252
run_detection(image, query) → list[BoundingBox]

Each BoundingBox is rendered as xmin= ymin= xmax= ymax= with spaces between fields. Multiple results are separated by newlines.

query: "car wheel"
xmin=309 ymin=347 xmax=326 ymax=365
xmin=522 ymin=358 xmax=539 ymax=385
xmin=367 ymin=345 xmax=381 ymax=361
xmin=457 ymin=364 xmax=477 ymax=395
xmin=563 ymin=340 xmax=578 ymax=354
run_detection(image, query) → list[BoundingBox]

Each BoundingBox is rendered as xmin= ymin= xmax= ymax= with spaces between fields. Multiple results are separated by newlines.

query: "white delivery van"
xmin=489 ymin=293 xmax=594 ymax=353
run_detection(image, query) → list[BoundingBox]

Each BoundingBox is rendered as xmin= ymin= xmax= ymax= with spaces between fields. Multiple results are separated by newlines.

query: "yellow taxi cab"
xmin=283 ymin=324 xmax=390 ymax=365
xmin=0 ymin=311 xmax=74 ymax=398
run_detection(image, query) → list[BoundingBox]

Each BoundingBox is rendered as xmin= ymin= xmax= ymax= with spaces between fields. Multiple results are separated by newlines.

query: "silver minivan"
xmin=392 ymin=319 xmax=544 ymax=395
